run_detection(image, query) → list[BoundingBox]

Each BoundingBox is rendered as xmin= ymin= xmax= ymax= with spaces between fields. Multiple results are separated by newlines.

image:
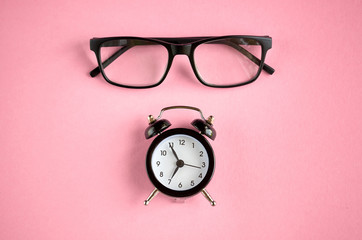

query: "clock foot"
xmin=144 ymin=188 xmax=159 ymax=206
xmin=201 ymin=189 xmax=216 ymax=206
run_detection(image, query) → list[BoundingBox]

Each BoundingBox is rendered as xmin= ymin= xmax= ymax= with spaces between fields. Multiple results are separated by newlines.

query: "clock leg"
xmin=144 ymin=188 xmax=159 ymax=206
xmin=201 ymin=189 xmax=216 ymax=206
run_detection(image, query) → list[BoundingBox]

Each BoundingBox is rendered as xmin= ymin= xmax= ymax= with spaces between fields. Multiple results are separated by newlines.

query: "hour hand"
xmin=169 ymin=166 xmax=179 ymax=183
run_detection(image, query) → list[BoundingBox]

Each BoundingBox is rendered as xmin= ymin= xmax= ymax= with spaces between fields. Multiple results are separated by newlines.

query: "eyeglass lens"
xmin=193 ymin=38 xmax=262 ymax=86
xmin=100 ymin=39 xmax=169 ymax=87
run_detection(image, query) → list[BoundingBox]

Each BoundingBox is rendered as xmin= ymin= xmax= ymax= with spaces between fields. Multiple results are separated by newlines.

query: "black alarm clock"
xmin=143 ymin=106 xmax=216 ymax=206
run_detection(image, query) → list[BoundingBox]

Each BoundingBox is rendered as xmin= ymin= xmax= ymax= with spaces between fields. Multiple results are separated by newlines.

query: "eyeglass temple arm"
xmin=90 ymin=40 xmax=274 ymax=77
xmin=216 ymin=40 xmax=274 ymax=75
xmin=90 ymin=45 xmax=131 ymax=77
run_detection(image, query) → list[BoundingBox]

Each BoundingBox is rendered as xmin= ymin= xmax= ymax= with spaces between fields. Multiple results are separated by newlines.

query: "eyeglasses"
xmin=89 ymin=35 xmax=274 ymax=89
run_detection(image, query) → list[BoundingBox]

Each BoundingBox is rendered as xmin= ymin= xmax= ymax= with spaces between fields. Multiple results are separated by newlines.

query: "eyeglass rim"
xmin=90 ymin=35 xmax=273 ymax=89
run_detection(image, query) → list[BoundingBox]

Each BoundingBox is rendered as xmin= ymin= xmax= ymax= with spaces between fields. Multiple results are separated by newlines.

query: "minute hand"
xmin=170 ymin=145 xmax=180 ymax=161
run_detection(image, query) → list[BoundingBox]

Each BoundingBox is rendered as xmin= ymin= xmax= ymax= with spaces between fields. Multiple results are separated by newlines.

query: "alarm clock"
xmin=143 ymin=106 xmax=216 ymax=206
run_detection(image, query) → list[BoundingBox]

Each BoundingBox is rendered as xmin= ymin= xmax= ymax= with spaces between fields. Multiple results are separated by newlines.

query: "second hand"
xmin=183 ymin=163 xmax=201 ymax=169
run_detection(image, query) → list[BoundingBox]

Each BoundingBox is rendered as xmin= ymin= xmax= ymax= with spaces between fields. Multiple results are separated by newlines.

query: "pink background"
xmin=1 ymin=0 xmax=361 ymax=239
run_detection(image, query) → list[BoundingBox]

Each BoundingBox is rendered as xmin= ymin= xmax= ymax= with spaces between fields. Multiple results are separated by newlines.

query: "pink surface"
xmin=1 ymin=0 xmax=362 ymax=239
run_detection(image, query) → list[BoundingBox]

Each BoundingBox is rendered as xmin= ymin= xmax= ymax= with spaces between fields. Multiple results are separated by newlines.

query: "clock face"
xmin=146 ymin=128 xmax=215 ymax=198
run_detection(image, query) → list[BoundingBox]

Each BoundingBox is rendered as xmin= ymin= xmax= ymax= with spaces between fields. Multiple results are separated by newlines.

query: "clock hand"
xmin=170 ymin=145 xmax=180 ymax=161
xmin=169 ymin=146 xmax=189 ymax=183
xmin=183 ymin=163 xmax=201 ymax=169
xmin=169 ymin=166 xmax=180 ymax=184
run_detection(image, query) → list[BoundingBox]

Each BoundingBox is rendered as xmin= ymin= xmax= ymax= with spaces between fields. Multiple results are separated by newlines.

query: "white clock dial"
xmin=151 ymin=134 xmax=210 ymax=191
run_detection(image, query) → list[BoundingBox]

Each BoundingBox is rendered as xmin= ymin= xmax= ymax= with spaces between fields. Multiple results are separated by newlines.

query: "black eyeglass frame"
xmin=90 ymin=35 xmax=274 ymax=89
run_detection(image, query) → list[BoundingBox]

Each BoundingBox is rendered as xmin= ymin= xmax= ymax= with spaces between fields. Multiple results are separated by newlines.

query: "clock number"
xmin=192 ymin=143 xmax=195 ymax=148
xmin=168 ymin=142 xmax=174 ymax=148
xmin=178 ymin=182 xmax=182 ymax=188
xmin=160 ymin=150 xmax=167 ymax=156
xmin=191 ymin=180 xmax=195 ymax=186
xmin=156 ymin=161 xmax=160 ymax=167
xmin=160 ymin=171 xmax=163 ymax=177
xmin=179 ymin=139 xmax=185 ymax=145
xmin=200 ymin=151 xmax=203 ymax=157
xmin=202 ymin=162 xmax=206 ymax=168
xmin=168 ymin=179 xmax=171 ymax=185
xmin=199 ymin=173 xmax=203 ymax=178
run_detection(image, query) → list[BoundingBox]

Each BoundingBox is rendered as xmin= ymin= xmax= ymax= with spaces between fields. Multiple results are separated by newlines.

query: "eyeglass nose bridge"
xmin=170 ymin=44 xmax=192 ymax=56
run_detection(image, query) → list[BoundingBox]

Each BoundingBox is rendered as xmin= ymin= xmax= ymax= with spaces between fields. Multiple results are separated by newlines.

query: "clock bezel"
xmin=146 ymin=128 xmax=215 ymax=198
